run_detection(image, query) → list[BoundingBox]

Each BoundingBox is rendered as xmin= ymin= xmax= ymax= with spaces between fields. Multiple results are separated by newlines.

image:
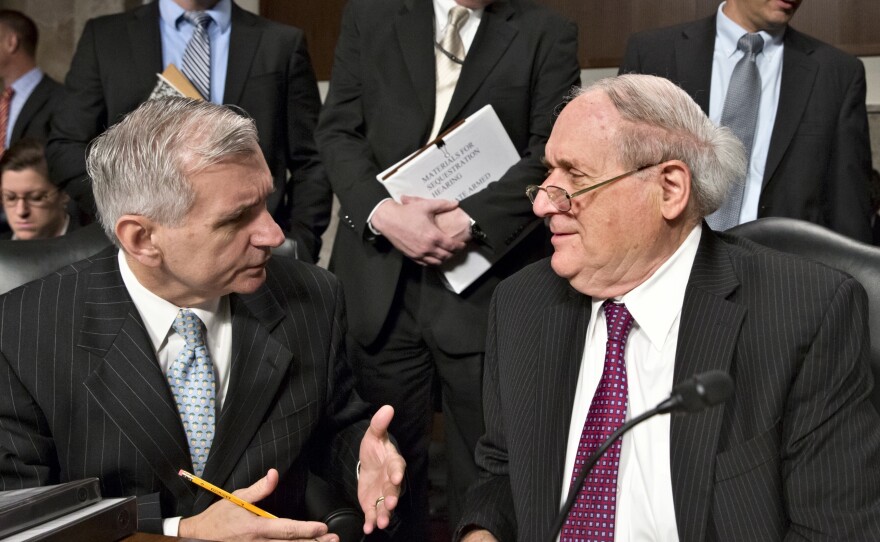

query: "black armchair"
xmin=0 ymin=224 xmax=364 ymax=541
xmin=728 ymin=217 xmax=880 ymax=411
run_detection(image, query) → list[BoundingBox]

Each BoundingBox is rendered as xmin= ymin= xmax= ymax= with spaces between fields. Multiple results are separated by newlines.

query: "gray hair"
xmin=86 ymin=97 xmax=259 ymax=243
xmin=569 ymin=74 xmax=746 ymax=219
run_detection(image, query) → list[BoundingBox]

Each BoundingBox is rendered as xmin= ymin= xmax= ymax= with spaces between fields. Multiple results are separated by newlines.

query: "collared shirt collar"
xmin=117 ymin=250 xmax=222 ymax=354
xmin=716 ymin=1 xmax=784 ymax=60
xmin=9 ymin=66 xmax=42 ymax=96
xmin=592 ymin=224 xmax=702 ymax=351
xmin=160 ymin=0 xmax=232 ymax=33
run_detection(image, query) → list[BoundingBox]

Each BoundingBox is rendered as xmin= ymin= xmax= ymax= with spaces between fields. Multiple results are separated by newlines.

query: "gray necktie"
xmin=181 ymin=11 xmax=212 ymax=101
xmin=428 ymin=6 xmax=469 ymax=141
xmin=708 ymin=33 xmax=764 ymax=231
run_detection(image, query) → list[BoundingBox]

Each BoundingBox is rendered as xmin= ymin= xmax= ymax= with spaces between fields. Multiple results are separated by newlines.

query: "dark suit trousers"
xmin=351 ymin=260 xmax=484 ymax=539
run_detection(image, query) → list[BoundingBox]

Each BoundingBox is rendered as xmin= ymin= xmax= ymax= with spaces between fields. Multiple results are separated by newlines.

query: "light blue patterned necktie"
xmin=167 ymin=309 xmax=216 ymax=476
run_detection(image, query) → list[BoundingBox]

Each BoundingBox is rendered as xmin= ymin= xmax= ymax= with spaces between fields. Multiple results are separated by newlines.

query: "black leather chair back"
xmin=0 ymin=223 xmax=112 ymax=294
xmin=728 ymin=217 xmax=880 ymax=411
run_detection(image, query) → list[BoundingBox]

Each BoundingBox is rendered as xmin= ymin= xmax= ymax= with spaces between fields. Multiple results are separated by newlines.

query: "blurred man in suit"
xmin=619 ymin=0 xmax=873 ymax=242
xmin=0 ymin=97 xmax=405 ymax=542
xmin=47 ymin=0 xmax=330 ymax=262
xmin=0 ymin=10 xmax=61 ymax=148
xmin=457 ymin=74 xmax=880 ymax=541
xmin=315 ymin=0 xmax=580 ymax=537
xmin=0 ymin=138 xmax=71 ymax=239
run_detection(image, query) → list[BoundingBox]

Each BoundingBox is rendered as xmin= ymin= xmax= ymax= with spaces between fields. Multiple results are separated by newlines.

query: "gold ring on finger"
xmin=375 ymin=495 xmax=385 ymax=508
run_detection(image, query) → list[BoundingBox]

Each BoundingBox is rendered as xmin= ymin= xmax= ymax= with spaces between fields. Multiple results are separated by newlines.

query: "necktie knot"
xmin=603 ymin=302 xmax=634 ymax=344
xmin=1 ymin=87 xmax=14 ymax=101
xmin=183 ymin=10 xmax=212 ymax=30
xmin=172 ymin=309 xmax=208 ymax=349
xmin=447 ymin=5 xmax=470 ymax=32
xmin=737 ymin=33 xmax=764 ymax=59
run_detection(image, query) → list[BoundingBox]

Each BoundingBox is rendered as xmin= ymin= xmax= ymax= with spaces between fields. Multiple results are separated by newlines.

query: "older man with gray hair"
xmin=0 ymin=96 xmax=405 ymax=542
xmin=456 ymin=74 xmax=880 ymax=541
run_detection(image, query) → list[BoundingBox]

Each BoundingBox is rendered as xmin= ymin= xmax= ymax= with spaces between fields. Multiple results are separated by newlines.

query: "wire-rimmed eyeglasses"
xmin=526 ymin=163 xmax=659 ymax=212
xmin=2 ymin=189 xmax=61 ymax=208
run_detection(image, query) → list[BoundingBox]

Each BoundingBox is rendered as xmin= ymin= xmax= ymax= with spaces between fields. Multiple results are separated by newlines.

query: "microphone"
xmin=548 ymin=370 xmax=734 ymax=541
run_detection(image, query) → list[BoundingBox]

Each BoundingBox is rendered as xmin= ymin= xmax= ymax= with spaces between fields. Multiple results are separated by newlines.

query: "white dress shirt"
xmin=710 ymin=2 xmax=784 ymax=224
xmin=560 ymin=225 xmax=702 ymax=541
xmin=117 ymin=250 xmax=232 ymax=536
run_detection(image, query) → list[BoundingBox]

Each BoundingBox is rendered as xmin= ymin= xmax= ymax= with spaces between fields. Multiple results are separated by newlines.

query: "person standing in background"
xmin=619 ymin=0 xmax=873 ymax=242
xmin=47 ymin=0 xmax=331 ymax=262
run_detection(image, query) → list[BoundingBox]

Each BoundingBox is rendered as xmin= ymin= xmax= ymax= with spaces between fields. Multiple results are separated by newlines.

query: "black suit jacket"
xmin=619 ymin=16 xmax=873 ymax=243
xmin=458 ymin=227 xmax=880 ymax=541
xmin=10 ymin=73 xmax=62 ymax=144
xmin=315 ymin=0 xmax=580 ymax=352
xmin=46 ymin=1 xmax=331 ymax=260
xmin=0 ymin=249 xmax=369 ymax=533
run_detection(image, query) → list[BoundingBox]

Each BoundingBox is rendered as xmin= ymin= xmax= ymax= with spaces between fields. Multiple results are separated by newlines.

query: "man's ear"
xmin=656 ymin=160 xmax=692 ymax=221
xmin=115 ymin=215 xmax=162 ymax=267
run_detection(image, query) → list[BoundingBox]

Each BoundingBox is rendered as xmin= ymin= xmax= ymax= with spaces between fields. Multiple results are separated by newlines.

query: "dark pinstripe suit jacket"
xmin=0 ymin=248 xmax=369 ymax=532
xmin=458 ymin=226 xmax=880 ymax=541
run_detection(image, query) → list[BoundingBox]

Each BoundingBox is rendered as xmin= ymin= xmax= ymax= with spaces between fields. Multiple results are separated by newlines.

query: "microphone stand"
xmin=548 ymin=405 xmax=663 ymax=541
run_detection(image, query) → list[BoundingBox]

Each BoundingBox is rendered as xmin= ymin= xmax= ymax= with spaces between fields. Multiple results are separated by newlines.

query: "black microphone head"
xmin=670 ymin=370 xmax=734 ymax=413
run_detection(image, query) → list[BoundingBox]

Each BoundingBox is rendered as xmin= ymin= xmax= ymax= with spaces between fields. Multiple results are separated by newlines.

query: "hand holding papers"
xmin=378 ymin=105 xmax=529 ymax=293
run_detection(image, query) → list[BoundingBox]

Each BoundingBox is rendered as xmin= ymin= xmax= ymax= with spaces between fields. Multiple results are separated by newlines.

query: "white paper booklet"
xmin=377 ymin=105 xmax=526 ymax=293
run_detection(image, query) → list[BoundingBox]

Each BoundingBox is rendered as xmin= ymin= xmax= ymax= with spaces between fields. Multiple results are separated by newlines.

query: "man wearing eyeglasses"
xmin=0 ymin=137 xmax=71 ymax=240
xmin=456 ymin=74 xmax=880 ymax=541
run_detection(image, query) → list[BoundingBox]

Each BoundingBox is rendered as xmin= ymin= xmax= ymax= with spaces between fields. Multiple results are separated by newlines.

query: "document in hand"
xmin=377 ymin=105 xmax=527 ymax=293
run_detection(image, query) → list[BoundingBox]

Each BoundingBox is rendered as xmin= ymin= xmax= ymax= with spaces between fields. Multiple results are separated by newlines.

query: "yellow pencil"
xmin=178 ymin=469 xmax=277 ymax=519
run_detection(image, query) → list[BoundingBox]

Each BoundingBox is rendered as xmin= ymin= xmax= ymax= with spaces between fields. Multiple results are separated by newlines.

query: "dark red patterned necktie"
xmin=562 ymin=302 xmax=634 ymax=541
xmin=0 ymin=87 xmax=14 ymax=152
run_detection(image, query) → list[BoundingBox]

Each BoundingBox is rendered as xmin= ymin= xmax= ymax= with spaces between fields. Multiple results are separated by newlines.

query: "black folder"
xmin=0 ymin=478 xmax=101 ymax=538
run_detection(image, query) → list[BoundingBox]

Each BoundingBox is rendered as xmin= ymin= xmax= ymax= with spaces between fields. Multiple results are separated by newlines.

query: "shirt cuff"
xmin=163 ymin=516 xmax=182 ymax=536
xmin=367 ymin=198 xmax=393 ymax=236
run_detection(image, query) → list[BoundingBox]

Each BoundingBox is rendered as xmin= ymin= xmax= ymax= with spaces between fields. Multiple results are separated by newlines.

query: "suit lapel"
xmin=128 ymin=2 xmax=164 ymax=87
xmin=79 ymin=249 xmax=196 ymax=512
xmin=10 ymin=75 xmax=47 ymax=141
xmin=670 ymin=227 xmax=745 ymax=542
xmin=223 ymin=4 xmax=262 ymax=105
xmin=675 ymin=16 xmax=715 ymax=114
xmin=763 ymin=28 xmax=817 ymax=188
xmin=443 ymin=0 xmax=517 ymax=128
xmin=533 ymin=287 xmax=590 ymax=535
xmin=395 ymin=0 xmax=436 ymax=122
xmin=194 ymin=284 xmax=290 ymax=510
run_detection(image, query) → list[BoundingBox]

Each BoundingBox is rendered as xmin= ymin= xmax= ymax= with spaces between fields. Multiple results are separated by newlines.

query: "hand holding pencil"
xmin=177 ymin=468 xmax=339 ymax=542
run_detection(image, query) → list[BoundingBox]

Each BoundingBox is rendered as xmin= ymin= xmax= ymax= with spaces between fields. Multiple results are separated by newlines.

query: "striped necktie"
xmin=708 ymin=33 xmax=764 ymax=231
xmin=181 ymin=11 xmax=213 ymax=101
xmin=428 ymin=5 xmax=469 ymax=141
xmin=0 ymin=87 xmax=15 ymax=151
xmin=562 ymin=302 xmax=634 ymax=541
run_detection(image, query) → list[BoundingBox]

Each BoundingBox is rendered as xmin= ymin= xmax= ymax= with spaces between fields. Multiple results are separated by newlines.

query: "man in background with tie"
xmin=47 ymin=0 xmax=331 ymax=262
xmin=316 ymin=0 xmax=579 ymax=538
xmin=456 ymin=74 xmax=880 ymax=542
xmin=0 ymin=10 xmax=61 ymax=149
xmin=619 ymin=0 xmax=873 ymax=243
xmin=0 ymin=97 xmax=405 ymax=542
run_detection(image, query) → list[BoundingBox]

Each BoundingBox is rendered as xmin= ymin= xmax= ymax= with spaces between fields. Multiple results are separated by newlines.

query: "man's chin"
xmin=232 ymin=268 xmax=268 ymax=293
